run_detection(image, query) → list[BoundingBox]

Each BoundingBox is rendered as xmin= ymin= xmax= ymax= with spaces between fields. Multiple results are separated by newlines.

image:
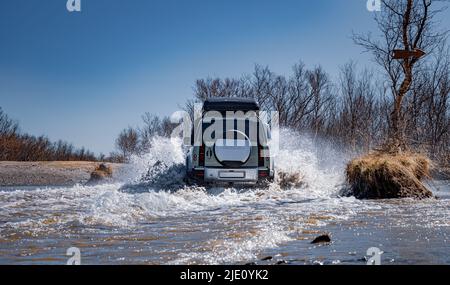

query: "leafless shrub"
xmin=115 ymin=127 xmax=139 ymax=160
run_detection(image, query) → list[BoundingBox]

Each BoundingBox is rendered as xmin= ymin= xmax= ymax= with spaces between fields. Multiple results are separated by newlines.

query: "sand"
xmin=0 ymin=161 xmax=122 ymax=186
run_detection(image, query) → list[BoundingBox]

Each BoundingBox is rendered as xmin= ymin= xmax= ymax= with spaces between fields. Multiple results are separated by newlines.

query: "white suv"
xmin=185 ymin=98 xmax=275 ymax=186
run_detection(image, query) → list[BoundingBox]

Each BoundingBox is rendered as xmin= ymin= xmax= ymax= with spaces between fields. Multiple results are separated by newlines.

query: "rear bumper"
xmin=205 ymin=167 xmax=258 ymax=183
xmin=188 ymin=167 xmax=273 ymax=185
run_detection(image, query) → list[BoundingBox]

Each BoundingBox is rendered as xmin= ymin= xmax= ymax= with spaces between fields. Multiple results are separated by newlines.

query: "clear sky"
xmin=1 ymin=0 xmax=448 ymax=154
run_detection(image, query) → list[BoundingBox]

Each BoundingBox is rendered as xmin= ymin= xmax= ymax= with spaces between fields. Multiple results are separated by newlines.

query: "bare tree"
xmin=0 ymin=107 xmax=19 ymax=136
xmin=405 ymin=43 xmax=450 ymax=157
xmin=285 ymin=62 xmax=314 ymax=128
xmin=353 ymin=0 xmax=448 ymax=151
xmin=115 ymin=127 xmax=139 ymax=159
xmin=140 ymin=113 xmax=162 ymax=150
xmin=305 ymin=66 xmax=334 ymax=138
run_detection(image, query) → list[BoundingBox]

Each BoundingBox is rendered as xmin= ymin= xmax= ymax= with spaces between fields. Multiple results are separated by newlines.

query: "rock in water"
xmin=245 ymin=262 xmax=257 ymax=266
xmin=311 ymin=234 xmax=331 ymax=244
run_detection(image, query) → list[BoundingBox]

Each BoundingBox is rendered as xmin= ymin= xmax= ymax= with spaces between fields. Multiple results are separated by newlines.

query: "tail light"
xmin=258 ymin=145 xmax=265 ymax=167
xmin=194 ymin=170 xmax=204 ymax=177
xmin=199 ymin=144 xmax=205 ymax=166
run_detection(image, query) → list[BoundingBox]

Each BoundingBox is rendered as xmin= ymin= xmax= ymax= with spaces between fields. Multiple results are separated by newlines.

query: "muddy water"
xmin=0 ymin=136 xmax=449 ymax=265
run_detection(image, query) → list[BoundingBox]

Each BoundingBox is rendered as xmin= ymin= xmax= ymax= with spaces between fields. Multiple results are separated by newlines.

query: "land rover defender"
xmin=185 ymin=98 xmax=275 ymax=185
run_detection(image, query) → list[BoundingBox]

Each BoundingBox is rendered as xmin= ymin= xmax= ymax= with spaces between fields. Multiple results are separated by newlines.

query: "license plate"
xmin=219 ymin=171 xmax=245 ymax=178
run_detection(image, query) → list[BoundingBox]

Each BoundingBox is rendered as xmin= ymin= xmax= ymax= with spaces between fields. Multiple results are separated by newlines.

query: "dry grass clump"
xmin=88 ymin=163 xmax=113 ymax=183
xmin=346 ymin=152 xmax=433 ymax=199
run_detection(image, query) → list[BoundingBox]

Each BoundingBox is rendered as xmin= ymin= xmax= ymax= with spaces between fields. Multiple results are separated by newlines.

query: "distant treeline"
xmin=116 ymin=54 xmax=449 ymax=166
xmin=0 ymin=107 xmax=102 ymax=162
xmin=188 ymin=60 xmax=449 ymax=164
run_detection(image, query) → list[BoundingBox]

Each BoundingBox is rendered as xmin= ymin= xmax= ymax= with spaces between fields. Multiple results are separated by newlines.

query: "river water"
xmin=0 ymin=134 xmax=449 ymax=265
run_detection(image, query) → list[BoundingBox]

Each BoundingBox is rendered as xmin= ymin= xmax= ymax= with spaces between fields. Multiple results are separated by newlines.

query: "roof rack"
xmin=202 ymin=97 xmax=260 ymax=112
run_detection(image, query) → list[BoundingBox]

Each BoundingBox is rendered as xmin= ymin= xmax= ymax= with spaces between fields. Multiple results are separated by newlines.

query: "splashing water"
xmin=0 ymin=130 xmax=449 ymax=265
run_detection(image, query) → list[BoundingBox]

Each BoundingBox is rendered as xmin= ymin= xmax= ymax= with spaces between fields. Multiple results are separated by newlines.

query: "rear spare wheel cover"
xmin=214 ymin=131 xmax=251 ymax=167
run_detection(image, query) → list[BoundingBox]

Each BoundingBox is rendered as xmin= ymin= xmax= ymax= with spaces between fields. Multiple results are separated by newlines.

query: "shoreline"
xmin=0 ymin=161 xmax=123 ymax=187
xmin=0 ymin=161 xmax=448 ymax=188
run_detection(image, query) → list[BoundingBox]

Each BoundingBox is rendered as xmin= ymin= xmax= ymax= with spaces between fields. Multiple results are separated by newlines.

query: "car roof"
xmin=202 ymin=97 xmax=260 ymax=112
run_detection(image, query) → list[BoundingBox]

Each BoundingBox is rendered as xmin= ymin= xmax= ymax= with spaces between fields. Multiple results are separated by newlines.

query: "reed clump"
xmin=345 ymin=152 xmax=433 ymax=199
xmin=88 ymin=163 xmax=113 ymax=184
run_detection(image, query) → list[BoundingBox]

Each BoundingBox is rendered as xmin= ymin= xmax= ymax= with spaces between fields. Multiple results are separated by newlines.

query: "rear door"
xmin=203 ymin=117 xmax=258 ymax=168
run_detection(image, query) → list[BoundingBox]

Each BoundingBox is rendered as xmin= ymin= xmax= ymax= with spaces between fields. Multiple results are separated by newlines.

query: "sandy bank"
xmin=0 ymin=161 xmax=123 ymax=187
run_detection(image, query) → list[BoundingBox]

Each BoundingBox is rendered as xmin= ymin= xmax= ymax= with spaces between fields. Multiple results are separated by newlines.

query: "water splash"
xmin=1 ymin=130 xmax=447 ymax=264
xmin=0 ymin=130 xmax=351 ymax=235
xmin=122 ymin=136 xmax=186 ymax=184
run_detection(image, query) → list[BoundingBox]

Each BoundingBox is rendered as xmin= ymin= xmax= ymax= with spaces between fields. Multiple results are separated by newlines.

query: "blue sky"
xmin=1 ymin=0 xmax=448 ymax=154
